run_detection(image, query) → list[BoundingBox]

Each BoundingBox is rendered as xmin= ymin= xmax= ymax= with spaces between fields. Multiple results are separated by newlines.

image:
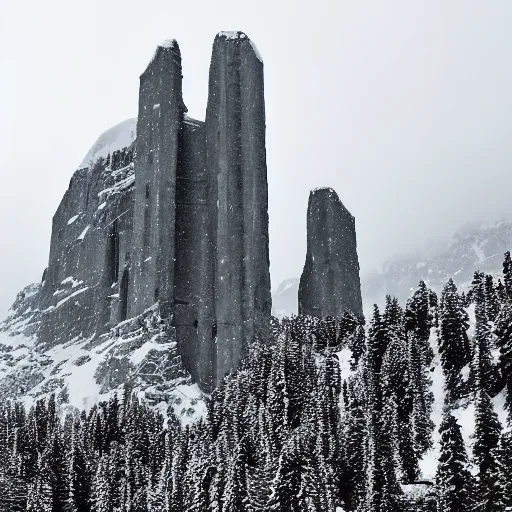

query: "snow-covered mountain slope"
xmin=0 ymin=119 xmax=207 ymax=424
xmin=79 ymin=118 xmax=137 ymax=169
xmin=364 ymin=220 xmax=512 ymax=307
xmin=272 ymin=278 xmax=300 ymax=319
xmin=418 ymin=321 xmax=508 ymax=480
xmin=273 ymin=220 xmax=512 ymax=318
xmin=0 ymin=286 xmax=205 ymax=424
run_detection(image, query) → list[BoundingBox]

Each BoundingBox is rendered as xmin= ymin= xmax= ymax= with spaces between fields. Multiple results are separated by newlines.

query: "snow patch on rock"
xmin=79 ymin=118 xmax=136 ymax=169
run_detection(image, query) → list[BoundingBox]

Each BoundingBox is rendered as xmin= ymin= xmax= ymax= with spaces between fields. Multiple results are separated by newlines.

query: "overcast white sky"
xmin=1 ymin=0 xmax=512 ymax=316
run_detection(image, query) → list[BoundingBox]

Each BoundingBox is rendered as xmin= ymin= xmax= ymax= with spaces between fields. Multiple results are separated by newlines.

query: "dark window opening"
xmin=143 ymin=184 xmax=151 ymax=251
xmin=108 ymin=220 xmax=120 ymax=284
xmin=120 ymin=268 xmax=129 ymax=322
xmin=154 ymin=287 xmax=159 ymax=301
xmin=193 ymin=319 xmax=198 ymax=329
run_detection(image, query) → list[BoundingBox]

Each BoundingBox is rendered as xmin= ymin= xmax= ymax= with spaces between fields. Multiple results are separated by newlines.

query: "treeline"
xmin=1 ymin=254 xmax=512 ymax=511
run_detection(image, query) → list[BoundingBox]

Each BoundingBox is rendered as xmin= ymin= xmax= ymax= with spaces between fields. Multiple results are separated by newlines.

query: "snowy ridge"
xmin=363 ymin=219 xmax=512 ymax=307
xmin=79 ymin=118 xmax=136 ymax=169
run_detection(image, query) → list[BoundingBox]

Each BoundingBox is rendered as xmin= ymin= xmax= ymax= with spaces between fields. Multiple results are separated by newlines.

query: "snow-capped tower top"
xmin=214 ymin=31 xmax=263 ymax=63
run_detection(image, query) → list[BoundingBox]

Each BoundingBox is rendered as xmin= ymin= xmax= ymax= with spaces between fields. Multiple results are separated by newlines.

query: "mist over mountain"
xmin=273 ymin=220 xmax=512 ymax=318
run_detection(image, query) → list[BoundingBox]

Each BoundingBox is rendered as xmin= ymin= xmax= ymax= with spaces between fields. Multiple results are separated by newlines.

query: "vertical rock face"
xmin=130 ymin=40 xmax=185 ymax=319
xmin=19 ymin=32 xmax=272 ymax=393
xmin=206 ymin=32 xmax=272 ymax=384
xmin=174 ymin=117 xmax=214 ymax=389
xmin=298 ymin=188 xmax=363 ymax=319
xmin=39 ymin=146 xmax=135 ymax=348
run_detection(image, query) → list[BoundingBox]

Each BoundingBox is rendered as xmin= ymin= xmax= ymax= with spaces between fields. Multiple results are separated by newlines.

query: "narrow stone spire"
xmin=298 ymin=188 xmax=363 ymax=319
xmin=130 ymin=40 xmax=186 ymax=319
xmin=206 ymin=31 xmax=272 ymax=384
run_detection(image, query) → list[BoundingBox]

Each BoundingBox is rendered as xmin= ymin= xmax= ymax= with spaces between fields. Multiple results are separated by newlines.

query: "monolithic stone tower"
xmin=206 ymin=32 xmax=272 ymax=384
xmin=298 ymin=188 xmax=363 ymax=319
xmin=128 ymin=32 xmax=271 ymax=389
xmin=130 ymin=40 xmax=186 ymax=320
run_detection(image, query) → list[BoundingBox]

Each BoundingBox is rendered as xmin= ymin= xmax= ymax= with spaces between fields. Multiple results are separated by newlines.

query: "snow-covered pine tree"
xmin=383 ymin=296 xmax=403 ymax=332
xmin=503 ymin=251 xmax=512 ymax=299
xmin=381 ymin=320 xmax=418 ymax=483
xmin=341 ymin=376 xmax=367 ymax=511
xmin=438 ymin=279 xmax=472 ymax=404
xmin=468 ymin=271 xmax=486 ymax=305
xmin=367 ymin=304 xmax=389 ymax=382
xmin=473 ymin=278 xmax=498 ymax=396
xmin=47 ymin=428 xmax=69 ymax=512
xmin=90 ymin=452 xmax=112 ymax=512
xmin=496 ymin=279 xmax=508 ymax=304
xmin=67 ymin=418 xmax=92 ymax=512
xmin=495 ymin=429 xmax=512 ymax=510
xmin=26 ymin=450 xmax=53 ymax=512
xmin=494 ymin=303 xmax=512 ymax=416
xmin=364 ymin=313 xmax=403 ymax=511
xmin=407 ymin=334 xmax=434 ymax=459
xmin=435 ymin=413 xmax=474 ymax=512
xmin=405 ymin=280 xmax=435 ymax=366
xmin=349 ymin=324 xmax=366 ymax=370
xmin=485 ymin=274 xmax=500 ymax=323
xmin=472 ymin=388 xmax=502 ymax=512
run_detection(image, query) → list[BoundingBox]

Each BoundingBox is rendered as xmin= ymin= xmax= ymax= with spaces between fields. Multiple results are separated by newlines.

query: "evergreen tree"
xmin=68 ymin=420 xmax=92 ymax=512
xmin=438 ymin=279 xmax=472 ymax=404
xmin=436 ymin=413 xmax=474 ymax=512
xmin=485 ymin=274 xmax=500 ymax=322
xmin=26 ymin=451 xmax=53 ymax=512
xmin=496 ymin=280 xmax=507 ymax=304
xmin=349 ymin=324 xmax=365 ymax=371
xmin=341 ymin=377 xmax=367 ymax=511
xmin=405 ymin=280 xmax=435 ymax=365
xmin=473 ymin=280 xmax=497 ymax=396
xmin=90 ymin=453 xmax=112 ymax=512
xmin=503 ymin=251 xmax=512 ymax=299
xmin=468 ymin=271 xmax=486 ymax=306
xmin=495 ymin=304 xmax=512 ymax=415
xmin=407 ymin=335 xmax=434 ymax=458
xmin=495 ymin=430 xmax=512 ymax=510
xmin=473 ymin=389 xmax=502 ymax=512
xmin=381 ymin=324 xmax=418 ymax=482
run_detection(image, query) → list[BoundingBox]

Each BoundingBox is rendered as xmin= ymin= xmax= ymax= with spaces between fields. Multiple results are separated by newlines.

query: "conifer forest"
xmin=2 ymin=253 xmax=512 ymax=511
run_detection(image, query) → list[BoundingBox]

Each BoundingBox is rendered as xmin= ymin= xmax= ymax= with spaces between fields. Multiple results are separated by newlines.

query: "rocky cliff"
xmin=298 ymin=188 xmax=363 ymax=319
xmin=0 ymin=31 xmax=272 ymax=413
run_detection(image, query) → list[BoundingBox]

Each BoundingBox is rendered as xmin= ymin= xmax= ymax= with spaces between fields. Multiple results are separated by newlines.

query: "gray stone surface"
xmin=1 ymin=32 xmax=273 ymax=398
xmin=205 ymin=31 xmax=272 ymax=384
xmin=39 ymin=147 xmax=135 ymax=348
xmin=174 ymin=117 xmax=214 ymax=389
xmin=130 ymin=40 xmax=186 ymax=319
xmin=298 ymin=188 xmax=363 ymax=319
